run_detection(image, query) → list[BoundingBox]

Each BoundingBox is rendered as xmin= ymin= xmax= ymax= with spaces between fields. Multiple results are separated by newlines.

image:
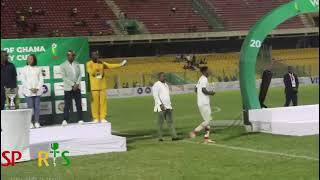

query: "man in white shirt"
xmin=152 ymin=72 xmax=181 ymax=141
xmin=60 ymin=50 xmax=83 ymax=126
xmin=190 ymin=67 xmax=216 ymax=144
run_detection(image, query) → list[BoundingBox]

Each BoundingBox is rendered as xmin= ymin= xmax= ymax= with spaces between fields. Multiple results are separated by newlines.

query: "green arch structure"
xmin=240 ymin=0 xmax=319 ymax=112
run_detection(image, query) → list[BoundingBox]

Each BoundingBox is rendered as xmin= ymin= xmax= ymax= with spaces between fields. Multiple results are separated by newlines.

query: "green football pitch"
xmin=2 ymin=85 xmax=319 ymax=180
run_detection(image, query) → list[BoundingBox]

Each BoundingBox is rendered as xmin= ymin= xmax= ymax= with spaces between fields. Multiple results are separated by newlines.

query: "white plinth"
xmin=2 ymin=115 xmax=126 ymax=163
xmin=29 ymin=122 xmax=126 ymax=159
xmin=249 ymin=104 xmax=319 ymax=136
xmin=29 ymin=122 xmax=112 ymax=144
xmin=1 ymin=109 xmax=33 ymax=163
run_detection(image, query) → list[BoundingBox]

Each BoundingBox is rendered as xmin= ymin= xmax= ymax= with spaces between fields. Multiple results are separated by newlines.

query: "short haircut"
xmin=67 ymin=49 xmax=75 ymax=55
xmin=200 ymin=66 xmax=208 ymax=74
xmin=91 ymin=50 xmax=99 ymax=56
xmin=27 ymin=54 xmax=37 ymax=66
xmin=158 ymin=72 xmax=165 ymax=78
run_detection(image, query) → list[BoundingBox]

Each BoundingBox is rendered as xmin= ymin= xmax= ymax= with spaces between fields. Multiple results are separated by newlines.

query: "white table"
xmin=1 ymin=109 xmax=33 ymax=163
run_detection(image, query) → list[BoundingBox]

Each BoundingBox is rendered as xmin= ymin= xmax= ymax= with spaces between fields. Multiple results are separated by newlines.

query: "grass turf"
xmin=1 ymin=84 xmax=319 ymax=180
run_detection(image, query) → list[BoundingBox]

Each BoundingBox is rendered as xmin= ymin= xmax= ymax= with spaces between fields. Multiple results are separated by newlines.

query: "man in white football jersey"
xmin=190 ymin=67 xmax=216 ymax=143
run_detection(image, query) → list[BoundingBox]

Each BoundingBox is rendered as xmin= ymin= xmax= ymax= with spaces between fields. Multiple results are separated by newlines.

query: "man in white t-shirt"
xmin=152 ymin=72 xmax=181 ymax=142
xmin=190 ymin=67 xmax=216 ymax=143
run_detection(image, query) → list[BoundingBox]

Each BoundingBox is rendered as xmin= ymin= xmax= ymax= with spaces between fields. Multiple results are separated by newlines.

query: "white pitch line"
xmin=126 ymin=135 xmax=153 ymax=140
xmin=182 ymin=140 xmax=319 ymax=161
xmin=123 ymin=135 xmax=318 ymax=161
xmin=111 ymin=130 xmax=131 ymax=135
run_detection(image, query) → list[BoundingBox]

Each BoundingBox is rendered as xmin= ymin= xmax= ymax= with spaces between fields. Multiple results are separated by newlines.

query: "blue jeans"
xmin=26 ymin=96 xmax=41 ymax=123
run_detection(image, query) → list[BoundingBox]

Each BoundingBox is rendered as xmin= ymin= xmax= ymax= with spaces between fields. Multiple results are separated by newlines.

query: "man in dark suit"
xmin=259 ymin=62 xmax=274 ymax=108
xmin=1 ymin=50 xmax=17 ymax=110
xmin=283 ymin=66 xmax=299 ymax=106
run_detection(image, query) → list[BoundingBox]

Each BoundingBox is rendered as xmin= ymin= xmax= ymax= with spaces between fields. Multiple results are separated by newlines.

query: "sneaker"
xmin=100 ymin=119 xmax=108 ymax=123
xmin=78 ymin=120 xmax=84 ymax=125
xmin=172 ymin=137 xmax=183 ymax=141
xmin=34 ymin=122 xmax=41 ymax=128
xmin=92 ymin=119 xmax=99 ymax=123
xmin=61 ymin=120 xmax=68 ymax=126
xmin=30 ymin=123 xmax=35 ymax=129
xmin=189 ymin=131 xmax=196 ymax=139
xmin=204 ymin=139 xmax=215 ymax=144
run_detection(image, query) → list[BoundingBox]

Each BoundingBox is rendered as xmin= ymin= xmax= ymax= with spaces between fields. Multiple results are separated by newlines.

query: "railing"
xmin=191 ymin=0 xmax=225 ymax=31
xmin=115 ymin=17 xmax=147 ymax=35
xmin=88 ymin=27 xmax=319 ymax=44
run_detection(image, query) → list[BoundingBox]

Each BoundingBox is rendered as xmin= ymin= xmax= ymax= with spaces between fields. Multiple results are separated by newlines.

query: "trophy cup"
xmin=5 ymin=88 xmax=18 ymax=110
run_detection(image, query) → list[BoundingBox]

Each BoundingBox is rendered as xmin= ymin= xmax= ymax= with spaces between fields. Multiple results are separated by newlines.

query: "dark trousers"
xmin=259 ymin=89 xmax=268 ymax=108
xmin=64 ymin=89 xmax=83 ymax=121
xmin=259 ymin=83 xmax=271 ymax=108
xmin=1 ymin=93 xmax=5 ymax=110
xmin=284 ymin=91 xmax=298 ymax=106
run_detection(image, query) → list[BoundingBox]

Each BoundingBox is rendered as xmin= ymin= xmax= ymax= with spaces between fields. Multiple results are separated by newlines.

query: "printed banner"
xmin=1 ymin=37 xmax=91 ymax=124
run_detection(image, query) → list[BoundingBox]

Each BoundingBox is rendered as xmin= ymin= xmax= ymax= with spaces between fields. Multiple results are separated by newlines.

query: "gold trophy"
xmin=5 ymin=88 xmax=18 ymax=110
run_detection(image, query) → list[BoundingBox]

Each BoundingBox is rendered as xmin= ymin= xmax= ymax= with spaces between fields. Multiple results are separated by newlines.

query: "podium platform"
xmin=1 ymin=109 xmax=33 ymax=163
xmin=29 ymin=122 xmax=126 ymax=159
xmin=249 ymin=104 xmax=319 ymax=136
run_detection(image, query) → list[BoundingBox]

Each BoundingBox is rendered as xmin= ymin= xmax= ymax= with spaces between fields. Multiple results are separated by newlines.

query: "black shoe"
xmin=158 ymin=139 xmax=164 ymax=142
xmin=172 ymin=137 xmax=183 ymax=141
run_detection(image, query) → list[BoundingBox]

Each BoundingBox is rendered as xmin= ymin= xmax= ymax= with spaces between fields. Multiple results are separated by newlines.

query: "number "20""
xmin=250 ymin=40 xmax=262 ymax=48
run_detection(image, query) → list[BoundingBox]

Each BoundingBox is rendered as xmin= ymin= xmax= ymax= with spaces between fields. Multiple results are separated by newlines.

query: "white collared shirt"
xmin=152 ymin=81 xmax=172 ymax=112
xmin=68 ymin=61 xmax=77 ymax=80
xmin=21 ymin=65 xmax=44 ymax=97
xmin=289 ymin=73 xmax=296 ymax=87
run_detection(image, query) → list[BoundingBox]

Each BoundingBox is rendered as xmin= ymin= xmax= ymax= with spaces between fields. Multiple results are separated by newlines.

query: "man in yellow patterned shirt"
xmin=86 ymin=51 xmax=127 ymax=123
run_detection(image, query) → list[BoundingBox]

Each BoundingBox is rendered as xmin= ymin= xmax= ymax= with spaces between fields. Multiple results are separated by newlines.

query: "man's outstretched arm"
xmin=102 ymin=60 xmax=127 ymax=69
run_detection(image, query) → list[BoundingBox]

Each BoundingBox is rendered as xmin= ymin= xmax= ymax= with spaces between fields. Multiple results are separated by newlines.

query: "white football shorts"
xmin=198 ymin=105 xmax=212 ymax=122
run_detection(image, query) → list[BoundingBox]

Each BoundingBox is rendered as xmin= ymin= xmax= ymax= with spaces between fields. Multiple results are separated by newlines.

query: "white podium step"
xmin=29 ymin=122 xmax=126 ymax=159
xmin=271 ymin=120 xmax=319 ymax=136
xmin=249 ymin=104 xmax=319 ymax=136
xmin=30 ymin=122 xmax=112 ymax=144
xmin=30 ymin=135 xmax=126 ymax=159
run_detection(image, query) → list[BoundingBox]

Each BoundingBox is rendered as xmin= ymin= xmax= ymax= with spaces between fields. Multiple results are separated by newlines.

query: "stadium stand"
xmin=272 ymin=48 xmax=319 ymax=75
xmin=1 ymin=0 xmax=310 ymax=38
xmin=103 ymin=48 xmax=319 ymax=88
xmin=103 ymin=52 xmax=240 ymax=87
xmin=1 ymin=0 xmax=116 ymax=38
xmin=204 ymin=0 xmax=304 ymax=31
xmin=115 ymin=0 xmax=212 ymax=33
